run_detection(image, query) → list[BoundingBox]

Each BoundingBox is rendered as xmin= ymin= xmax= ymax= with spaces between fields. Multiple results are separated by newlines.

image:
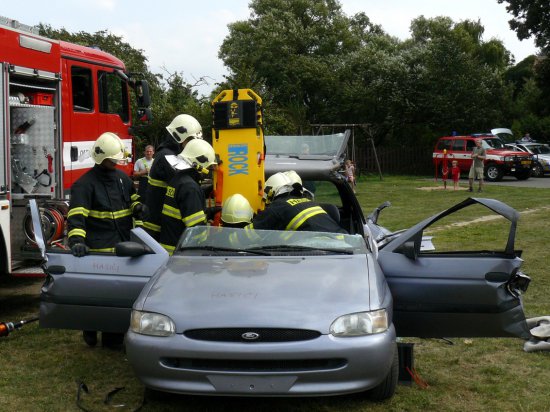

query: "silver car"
xmin=505 ymin=142 xmax=550 ymax=177
xmin=31 ymin=133 xmax=532 ymax=401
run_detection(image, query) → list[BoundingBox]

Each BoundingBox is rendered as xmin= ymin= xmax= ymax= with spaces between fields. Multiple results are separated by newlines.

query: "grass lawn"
xmin=1 ymin=175 xmax=549 ymax=411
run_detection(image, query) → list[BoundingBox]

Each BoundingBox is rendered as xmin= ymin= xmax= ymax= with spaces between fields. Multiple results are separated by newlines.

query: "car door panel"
xmin=29 ymin=200 xmax=168 ymax=333
xmin=378 ymin=197 xmax=530 ymax=339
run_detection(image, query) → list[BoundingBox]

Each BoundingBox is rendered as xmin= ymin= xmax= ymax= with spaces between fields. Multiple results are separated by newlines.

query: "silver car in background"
xmin=505 ymin=142 xmax=550 ymax=177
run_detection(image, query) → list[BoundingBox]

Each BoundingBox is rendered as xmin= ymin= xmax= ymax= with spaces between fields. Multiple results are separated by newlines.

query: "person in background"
xmin=468 ymin=139 xmax=486 ymax=192
xmin=159 ymin=139 xmax=217 ymax=255
xmin=521 ymin=132 xmax=533 ymax=142
xmin=451 ymin=160 xmax=461 ymax=191
xmin=345 ymin=159 xmax=357 ymax=193
xmin=67 ymin=132 xmax=148 ymax=347
xmin=133 ymin=144 xmax=154 ymax=199
xmin=143 ymin=114 xmax=203 ymax=240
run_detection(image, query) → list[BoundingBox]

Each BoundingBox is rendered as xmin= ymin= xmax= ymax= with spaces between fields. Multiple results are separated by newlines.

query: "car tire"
xmin=532 ymin=163 xmax=544 ymax=178
xmin=102 ymin=332 xmax=125 ymax=348
xmin=366 ymin=343 xmax=398 ymax=401
xmin=484 ymin=164 xmax=504 ymax=182
xmin=82 ymin=330 xmax=98 ymax=347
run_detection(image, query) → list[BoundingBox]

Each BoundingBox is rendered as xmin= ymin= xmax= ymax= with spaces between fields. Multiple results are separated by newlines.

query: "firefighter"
xmin=159 ymin=139 xmax=217 ymax=254
xmin=67 ymin=132 xmax=148 ymax=348
xmin=248 ymin=171 xmax=346 ymax=233
xmin=221 ymin=193 xmax=254 ymax=228
xmin=67 ymin=132 xmax=147 ymax=257
xmin=143 ymin=114 xmax=203 ymax=240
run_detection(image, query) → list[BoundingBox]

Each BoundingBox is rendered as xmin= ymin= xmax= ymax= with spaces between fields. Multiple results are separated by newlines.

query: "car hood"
xmin=138 ymin=255 xmax=371 ymax=334
xmin=486 ymin=148 xmax=530 ymax=156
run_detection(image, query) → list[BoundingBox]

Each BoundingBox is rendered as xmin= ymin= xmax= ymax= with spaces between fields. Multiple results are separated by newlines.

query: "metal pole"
xmin=369 ymin=138 xmax=383 ymax=181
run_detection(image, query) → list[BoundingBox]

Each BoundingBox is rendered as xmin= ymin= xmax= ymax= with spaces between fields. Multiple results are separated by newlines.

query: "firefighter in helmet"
xmin=221 ymin=193 xmax=254 ymax=228
xmin=67 ymin=132 xmax=148 ymax=347
xmin=67 ymin=132 xmax=147 ymax=256
xmin=143 ymin=114 xmax=203 ymax=240
xmin=247 ymin=171 xmax=346 ymax=233
xmin=159 ymin=139 xmax=217 ymax=254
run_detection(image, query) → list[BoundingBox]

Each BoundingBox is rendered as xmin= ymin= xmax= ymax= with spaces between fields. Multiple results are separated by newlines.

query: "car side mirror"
xmin=399 ymin=240 xmax=419 ymax=260
xmin=115 ymin=241 xmax=154 ymax=257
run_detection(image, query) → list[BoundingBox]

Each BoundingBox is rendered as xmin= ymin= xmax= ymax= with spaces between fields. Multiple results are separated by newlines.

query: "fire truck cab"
xmin=0 ymin=16 xmax=151 ymax=276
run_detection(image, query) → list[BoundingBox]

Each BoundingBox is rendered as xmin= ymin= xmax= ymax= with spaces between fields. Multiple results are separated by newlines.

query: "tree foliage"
xmin=498 ymin=0 xmax=550 ymax=52
xmin=220 ymin=2 xmax=513 ymax=145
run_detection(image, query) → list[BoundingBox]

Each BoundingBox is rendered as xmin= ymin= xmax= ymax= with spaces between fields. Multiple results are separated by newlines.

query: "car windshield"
xmin=176 ymin=226 xmax=367 ymax=255
xmin=482 ymin=138 xmax=505 ymax=149
xmin=265 ymin=133 xmax=347 ymax=157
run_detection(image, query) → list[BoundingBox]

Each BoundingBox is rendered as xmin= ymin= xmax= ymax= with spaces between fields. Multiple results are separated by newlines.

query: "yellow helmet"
xmin=166 ymin=114 xmax=203 ymax=144
xmin=178 ymin=139 xmax=217 ymax=174
xmin=91 ymin=132 xmax=127 ymax=165
xmin=263 ymin=172 xmax=293 ymax=204
xmin=221 ymin=194 xmax=254 ymax=225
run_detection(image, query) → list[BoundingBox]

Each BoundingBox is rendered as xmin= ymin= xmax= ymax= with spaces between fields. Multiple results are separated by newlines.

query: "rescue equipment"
xmin=211 ymin=89 xmax=265 ymax=221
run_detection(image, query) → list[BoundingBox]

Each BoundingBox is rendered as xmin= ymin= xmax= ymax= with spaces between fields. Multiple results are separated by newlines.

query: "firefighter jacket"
xmin=248 ymin=195 xmax=347 ymax=234
xmin=67 ymin=165 xmax=141 ymax=252
xmin=159 ymin=170 xmax=207 ymax=254
xmin=143 ymin=137 xmax=181 ymax=239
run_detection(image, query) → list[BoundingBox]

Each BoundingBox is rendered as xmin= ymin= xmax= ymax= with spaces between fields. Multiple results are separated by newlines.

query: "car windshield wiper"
xmin=181 ymin=246 xmax=271 ymax=256
xmin=248 ymin=245 xmax=354 ymax=255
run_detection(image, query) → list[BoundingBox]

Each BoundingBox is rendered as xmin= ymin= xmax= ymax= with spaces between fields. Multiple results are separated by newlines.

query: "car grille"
xmin=184 ymin=328 xmax=321 ymax=342
xmin=160 ymin=357 xmax=347 ymax=372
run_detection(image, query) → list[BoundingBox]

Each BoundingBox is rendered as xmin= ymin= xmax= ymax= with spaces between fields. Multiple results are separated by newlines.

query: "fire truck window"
xmin=71 ymin=67 xmax=93 ymax=112
xmin=98 ymin=71 xmax=129 ymax=123
xmin=452 ymin=139 xmax=465 ymax=151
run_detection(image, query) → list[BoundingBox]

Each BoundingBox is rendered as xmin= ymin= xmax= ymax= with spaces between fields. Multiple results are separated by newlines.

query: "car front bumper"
xmin=125 ymin=324 xmax=397 ymax=396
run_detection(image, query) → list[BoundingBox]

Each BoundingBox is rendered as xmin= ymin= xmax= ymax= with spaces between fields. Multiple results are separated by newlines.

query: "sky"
xmin=2 ymin=0 xmax=539 ymax=97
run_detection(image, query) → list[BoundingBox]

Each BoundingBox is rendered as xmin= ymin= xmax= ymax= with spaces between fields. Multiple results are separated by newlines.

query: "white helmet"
xmin=263 ymin=172 xmax=293 ymax=204
xmin=166 ymin=114 xmax=203 ymax=144
xmin=91 ymin=132 xmax=127 ymax=165
xmin=178 ymin=139 xmax=217 ymax=174
xmin=221 ymin=194 xmax=254 ymax=225
xmin=284 ymin=170 xmax=314 ymax=199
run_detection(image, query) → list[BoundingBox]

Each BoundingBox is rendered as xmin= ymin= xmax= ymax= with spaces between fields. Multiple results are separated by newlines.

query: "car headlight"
xmin=130 ymin=310 xmax=175 ymax=337
xmin=330 ymin=309 xmax=388 ymax=337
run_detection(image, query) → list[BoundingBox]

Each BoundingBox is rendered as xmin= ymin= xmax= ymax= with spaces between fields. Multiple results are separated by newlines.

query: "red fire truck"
xmin=0 ymin=16 xmax=151 ymax=276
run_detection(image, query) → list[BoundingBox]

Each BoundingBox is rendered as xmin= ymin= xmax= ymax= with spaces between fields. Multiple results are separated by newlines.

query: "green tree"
xmin=219 ymin=0 xmax=384 ymax=132
xmin=497 ymin=0 xmax=549 ymax=52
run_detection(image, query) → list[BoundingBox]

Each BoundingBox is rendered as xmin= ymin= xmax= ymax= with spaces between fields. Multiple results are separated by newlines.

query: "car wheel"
xmin=532 ymin=163 xmax=544 ymax=178
xmin=366 ymin=344 xmax=398 ymax=401
xmin=485 ymin=164 xmax=504 ymax=182
xmin=82 ymin=330 xmax=98 ymax=347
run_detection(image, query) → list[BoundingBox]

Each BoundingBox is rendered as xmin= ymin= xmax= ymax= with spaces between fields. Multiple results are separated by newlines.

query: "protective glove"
xmin=71 ymin=242 xmax=89 ymax=257
xmin=133 ymin=203 xmax=149 ymax=220
xmin=205 ymin=206 xmax=222 ymax=220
